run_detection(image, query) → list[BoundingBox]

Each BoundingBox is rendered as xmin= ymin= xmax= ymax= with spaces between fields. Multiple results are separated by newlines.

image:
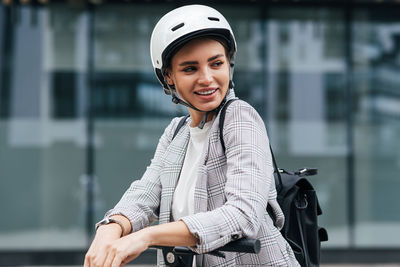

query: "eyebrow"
xmin=178 ymin=54 xmax=224 ymax=66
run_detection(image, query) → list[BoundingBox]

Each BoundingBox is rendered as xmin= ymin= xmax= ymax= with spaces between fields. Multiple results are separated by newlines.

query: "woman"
xmin=84 ymin=5 xmax=299 ymax=267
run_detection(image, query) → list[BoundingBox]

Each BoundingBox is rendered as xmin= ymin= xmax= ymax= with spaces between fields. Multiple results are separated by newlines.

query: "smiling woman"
xmin=84 ymin=4 xmax=300 ymax=267
xmin=165 ymin=38 xmax=231 ymax=126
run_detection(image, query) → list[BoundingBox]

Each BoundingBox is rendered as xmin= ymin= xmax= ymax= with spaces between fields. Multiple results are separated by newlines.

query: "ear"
xmin=164 ymin=70 xmax=174 ymax=86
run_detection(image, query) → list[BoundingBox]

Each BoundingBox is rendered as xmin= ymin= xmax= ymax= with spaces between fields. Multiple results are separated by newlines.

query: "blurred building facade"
xmin=0 ymin=0 xmax=400 ymax=265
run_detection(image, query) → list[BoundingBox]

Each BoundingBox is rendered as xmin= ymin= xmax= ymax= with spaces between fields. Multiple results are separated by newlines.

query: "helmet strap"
xmin=198 ymin=111 xmax=210 ymax=129
xmin=168 ymin=82 xmax=234 ymax=129
xmin=229 ymin=80 xmax=235 ymax=90
xmin=170 ymin=90 xmax=203 ymax=112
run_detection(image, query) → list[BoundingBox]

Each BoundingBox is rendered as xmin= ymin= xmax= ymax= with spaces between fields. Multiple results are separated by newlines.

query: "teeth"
xmin=197 ymin=89 xmax=216 ymax=95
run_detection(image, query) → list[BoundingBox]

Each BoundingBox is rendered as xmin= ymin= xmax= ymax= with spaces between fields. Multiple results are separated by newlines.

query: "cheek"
xmin=175 ymin=75 xmax=194 ymax=88
xmin=218 ymin=68 xmax=230 ymax=84
xmin=173 ymin=77 xmax=192 ymax=97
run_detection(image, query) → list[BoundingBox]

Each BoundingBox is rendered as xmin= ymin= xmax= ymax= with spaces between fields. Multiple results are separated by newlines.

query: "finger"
xmin=93 ymin=249 xmax=107 ymax=267
xmin=85 ymin=245 xmax=97 ymax=267
xmin=84 ymin=255 xmax=90 ymax=267
xmin=85 ymin=250 xmax=96 ymax=267
xmin=121 ymin=254 xmax=137 ymax=267
xmin=111 ymin=254 xmax=125 ymax=267
xmin=103 ymin=249 xmax=116 ymax=267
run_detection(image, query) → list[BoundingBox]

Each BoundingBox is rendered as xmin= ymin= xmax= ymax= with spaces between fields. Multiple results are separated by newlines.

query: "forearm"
xmin=96 ymin=215 xmax=132 ymax=237
xmin=110 ymin=214 xmax=132 ymax=236
xmin=140 ymin=220 xmax=198 ymax=247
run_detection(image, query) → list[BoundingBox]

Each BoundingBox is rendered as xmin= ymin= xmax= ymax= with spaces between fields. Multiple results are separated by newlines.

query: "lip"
xmin=194 ymin=87 xmax=218 ymax=95
xmin=193 ymin=87 xmax=219 ymax=101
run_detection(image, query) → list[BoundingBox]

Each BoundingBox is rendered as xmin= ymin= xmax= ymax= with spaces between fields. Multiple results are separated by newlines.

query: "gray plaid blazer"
xmin=106 ymin=90 xmax=299 ymax=266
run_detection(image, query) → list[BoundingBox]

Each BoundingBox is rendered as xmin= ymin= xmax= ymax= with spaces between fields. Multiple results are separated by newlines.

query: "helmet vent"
xmin=208 ymin=17 xmax=220 ymax=21
xmin=171 ymin=23 xmax=185 ymax=31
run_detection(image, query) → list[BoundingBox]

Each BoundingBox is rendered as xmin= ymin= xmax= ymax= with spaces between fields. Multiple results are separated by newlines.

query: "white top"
xmin=172 ymin=120 xmax=212 ymax=221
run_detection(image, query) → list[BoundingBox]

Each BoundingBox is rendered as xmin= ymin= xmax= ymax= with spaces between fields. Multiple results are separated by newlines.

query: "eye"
xmin=211 ymin=61 xmax=224 ymax=67
xmin=182 ymin=66 xmax=196 ymax=72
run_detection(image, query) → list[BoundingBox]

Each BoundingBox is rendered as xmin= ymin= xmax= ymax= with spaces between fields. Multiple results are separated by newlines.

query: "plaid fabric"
xmin=106 ymin=90 xmax=299 ymax=267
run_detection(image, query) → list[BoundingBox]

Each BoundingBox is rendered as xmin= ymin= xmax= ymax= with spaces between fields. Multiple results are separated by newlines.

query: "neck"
xmin=189 ymin=110 xmax=215 ymax=127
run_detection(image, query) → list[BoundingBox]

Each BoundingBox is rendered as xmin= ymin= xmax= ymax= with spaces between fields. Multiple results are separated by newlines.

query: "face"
xmin=165 ymin=38 xmax=230 ymax=122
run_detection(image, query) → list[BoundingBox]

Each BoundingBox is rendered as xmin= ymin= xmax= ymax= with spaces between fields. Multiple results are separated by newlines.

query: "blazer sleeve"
xmin=104 ymin=117 xmax=181 ymax=233
xmin=180 ymin=101 xmax=274 ymax=254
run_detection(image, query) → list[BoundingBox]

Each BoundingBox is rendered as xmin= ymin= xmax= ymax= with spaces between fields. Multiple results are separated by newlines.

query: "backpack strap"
xmin=172 ymin=114 xmax=190 ymax=140
xmin=272 ymin=151 xmax=283 ymax=193
xmin=218 ymin=99 xmax=237 ymax=152
xmin=218 ymin=99 xmax=283 ymax=191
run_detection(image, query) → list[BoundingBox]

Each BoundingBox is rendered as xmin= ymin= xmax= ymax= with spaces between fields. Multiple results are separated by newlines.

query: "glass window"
xmin=2 ymin=2 xmax=400 ymax=255
xmin=266 ymin=7 xmax=348 ymax=247
xmin=0 ymin=5 xmax=87 ymax=250
xmin=92 ymin=4 xmax=179 ymax=222
xmin=216 ymin=6 xmax=266 ymax=113
xmin=352 ymin=8 xmax=400 ymax=247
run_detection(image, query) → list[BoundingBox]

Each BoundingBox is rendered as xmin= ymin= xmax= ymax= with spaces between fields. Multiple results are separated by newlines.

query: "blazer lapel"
xmin=159 ymin=122 xmax=190 ymax=224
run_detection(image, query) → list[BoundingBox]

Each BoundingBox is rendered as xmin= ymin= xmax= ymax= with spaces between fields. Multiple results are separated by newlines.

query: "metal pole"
xmin=0 ymin=6 xmax=14 ymax=118
xmin=86 ymin=2 xmax=95 ymax=240
xmin=260 ymin=4 xmax=269 ymax=123
xmin=344 ymin=0 xmax=355 ymax=248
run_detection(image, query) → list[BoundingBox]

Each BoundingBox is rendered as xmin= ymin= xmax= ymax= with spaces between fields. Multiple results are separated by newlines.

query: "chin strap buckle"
xmin=198 ymin=111 xmax=210 ymax=129
xmin=172 ymin=95 xmax=179 ymax=104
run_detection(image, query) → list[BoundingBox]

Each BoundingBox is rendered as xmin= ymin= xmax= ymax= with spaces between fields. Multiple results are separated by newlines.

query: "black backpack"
xmin=173 ymin=99 xmax=328 ymax=267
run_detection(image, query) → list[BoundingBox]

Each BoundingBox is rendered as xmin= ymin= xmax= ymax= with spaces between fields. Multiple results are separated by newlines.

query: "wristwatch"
xmin=95 ymin=217 xmax=126 ymax=237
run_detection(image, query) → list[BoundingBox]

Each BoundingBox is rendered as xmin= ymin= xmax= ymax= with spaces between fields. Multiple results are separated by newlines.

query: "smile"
xmin=195 ymin=89 xmax=217 ymax=96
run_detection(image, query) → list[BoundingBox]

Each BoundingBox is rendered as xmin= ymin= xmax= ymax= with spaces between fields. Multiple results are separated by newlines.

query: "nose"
xmin=198 ymin=66 xmax=213 ymax=86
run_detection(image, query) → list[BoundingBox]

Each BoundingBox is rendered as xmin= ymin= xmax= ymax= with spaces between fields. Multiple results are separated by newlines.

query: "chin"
xmin=201 ymin=101 xmax=221 ymax=111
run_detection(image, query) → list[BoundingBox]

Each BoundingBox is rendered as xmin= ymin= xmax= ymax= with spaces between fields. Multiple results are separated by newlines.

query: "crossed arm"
xmin=84 ymin=119 xmax=193 ymax=267
xmin=84 ymin=214 xmax=198 ymax=267
xmin=85 ymin=102 xmax=271 ymax=266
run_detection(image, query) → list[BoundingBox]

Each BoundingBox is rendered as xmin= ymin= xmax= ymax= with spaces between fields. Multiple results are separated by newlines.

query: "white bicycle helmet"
xmin=150 ymin=4 xmax=237 ymax=96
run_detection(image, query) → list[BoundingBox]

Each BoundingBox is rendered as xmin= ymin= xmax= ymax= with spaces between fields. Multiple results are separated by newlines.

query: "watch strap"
xmin=95 ymin=217 xmax=126 ymax=237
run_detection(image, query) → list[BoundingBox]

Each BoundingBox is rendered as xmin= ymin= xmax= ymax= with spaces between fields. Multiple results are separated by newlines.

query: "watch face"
xmin=95 ymin=218 xmax=111 ymax=230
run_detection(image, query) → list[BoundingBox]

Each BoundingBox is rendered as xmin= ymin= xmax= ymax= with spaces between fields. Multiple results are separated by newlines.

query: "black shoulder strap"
xmin=219 ymin=99 xmax=237 ymax=152
xmin=172 ymin=115 xmax=190 ymax=140
xmin=218 ymin=99 xmax=283 ymax=191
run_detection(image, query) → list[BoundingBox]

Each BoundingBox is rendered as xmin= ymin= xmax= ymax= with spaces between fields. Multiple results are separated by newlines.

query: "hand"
xmin=99 ymin=230 xmax=149 ymax=267
xmin=84 ymin=223 xmax=122 ymax=267
xmin=84 ymin=225 xmax=150 ymax=267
